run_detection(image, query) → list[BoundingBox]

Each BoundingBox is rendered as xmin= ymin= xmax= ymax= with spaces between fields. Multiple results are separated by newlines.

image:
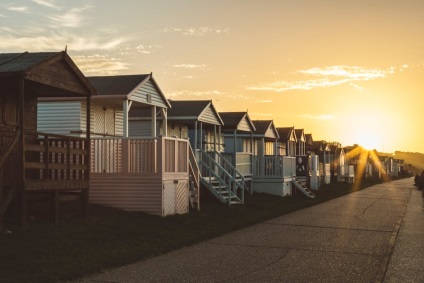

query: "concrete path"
xmin=73 ymin=178 xmax=424 ymax=282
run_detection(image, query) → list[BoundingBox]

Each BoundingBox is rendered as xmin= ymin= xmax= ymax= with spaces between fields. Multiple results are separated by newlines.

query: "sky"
xmin=1 ymin=0 xmax=424 ymax=153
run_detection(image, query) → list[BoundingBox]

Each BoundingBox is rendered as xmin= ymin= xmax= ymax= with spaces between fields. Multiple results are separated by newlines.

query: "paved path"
xmin=74 ymin=178 xmax=424 ymax=282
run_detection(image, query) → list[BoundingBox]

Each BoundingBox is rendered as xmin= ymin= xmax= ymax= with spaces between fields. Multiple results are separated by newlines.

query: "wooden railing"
xmin=221 ymin=152 xmax=253 ymax=177
xmin=24 ymin=131 xmax=89 ymax=182
xmin=91 ymin=136 xmax=189 ymax=175
xmin=253 ymin=156 xmax=295 ymax=179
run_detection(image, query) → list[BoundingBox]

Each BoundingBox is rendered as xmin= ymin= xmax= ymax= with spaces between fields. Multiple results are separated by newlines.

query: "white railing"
xmin=91 ymin=136 xmax=188 ymax=175
xmin=324 ymin=163 xmax=331 ymax=175
xmin=221 ymin=152 xmax=253 ymax=177
xmin=253 ymin=156 xmax=295 ymax=179
xmin=236 ymin=153 xmax=253 ymax=176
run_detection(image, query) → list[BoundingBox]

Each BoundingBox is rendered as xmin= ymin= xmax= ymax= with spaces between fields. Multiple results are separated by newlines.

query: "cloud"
xmin=46 ymin=5 xmax=91 ymax=28
xmin=31 ymin=0 xmax=60 ymax=9
xmin=172 ymin=64 xmax=206 ymax=69
xmin=302 ymin=114 xmax=334 ymax=120
xmin=167 ymin=90 xmax=252 ymax=101
xmin=250 ymin=112 xmax=273 ymax=117
xmin=135 ymin=44 xmax=161 ymax=54
xmin=0 ymin=33 xmax=126 ymax=51
xmin=72 ymin=54 xmax=130 ymax=76
xmin=7 ymin=6 xmax=29 ymax=13
xmin=254 ymin=99 xmax=273 ymax=103
xmin=162 ymin=27 xmax=229 ymax=36
xmin=247 ymin=65 xmax=393 ymax=93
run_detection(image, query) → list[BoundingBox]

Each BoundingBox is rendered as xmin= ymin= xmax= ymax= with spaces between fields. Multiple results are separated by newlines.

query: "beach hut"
xmin=38 ymin=74 xmax=192 ymax=216
xmin=219 ymin=112 xmax=256 ymax=192
xmin=0 ymin=51 xmax=94 ymax=226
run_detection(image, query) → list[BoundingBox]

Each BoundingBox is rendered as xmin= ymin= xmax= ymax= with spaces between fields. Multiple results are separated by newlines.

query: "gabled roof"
xmin=294 ymin=129 xmax=305 ymax=142
xmin=305 ymin=133 xmax=313 ymax=145
xmin=219 ymin=112 xmax=255 ymax=132
xmin=88 ymin=74 xmax=171 ymax=108
xmin=312 ymin=141 xmax=330 ymax=152
xmin=276 ymin=127 xmax=296 ymax=142
xmin=0 ymin=51 xmax=95 ymax=96
xmin=0 ymin=52 xmax=58 ymax=74
xmin=89 ymin=74 xmax=149 ymax=95
xmin=252 ymin=120 xmax=279 ymax=139
xmin=167 ymin=100 xmax=224 ymax=126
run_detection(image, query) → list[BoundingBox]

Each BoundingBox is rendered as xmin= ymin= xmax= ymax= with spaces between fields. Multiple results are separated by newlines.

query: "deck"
xmin=89 ymin=136 xmax=190 ymax=216
xmin=252 ymin=156 xmax=296 ymax=197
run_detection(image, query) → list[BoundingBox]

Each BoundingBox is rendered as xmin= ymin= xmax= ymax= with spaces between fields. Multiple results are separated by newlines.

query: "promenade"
xmin=73 ymin=178 xmax=424 ymax=282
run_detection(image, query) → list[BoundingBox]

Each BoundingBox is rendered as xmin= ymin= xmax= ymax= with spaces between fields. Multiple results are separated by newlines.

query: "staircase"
xmin=0 ymin=127 xmax=21 ymax=230
xmin=292 ymin=177 xmax=315 ymax=198
xmin=197 ymin=149 xmax=245 ymax=205
xmin=188 ymin=145 xmax=200 ymax=210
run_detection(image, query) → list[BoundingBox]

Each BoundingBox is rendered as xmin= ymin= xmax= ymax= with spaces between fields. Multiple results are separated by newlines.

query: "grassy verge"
xmin=0 ymin=178 xmax=405 ymax=282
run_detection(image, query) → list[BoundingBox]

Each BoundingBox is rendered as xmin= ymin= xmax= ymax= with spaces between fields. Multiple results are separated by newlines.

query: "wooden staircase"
xmin=197 ymin=149 xmax=245 ymax=205
xmin=0 ymin=128 xmax=21 ymax=230
xmin=188 ymin=145 xmax=200 ymax=210
xmin=292 ymin=177 xmax=315 ymax=198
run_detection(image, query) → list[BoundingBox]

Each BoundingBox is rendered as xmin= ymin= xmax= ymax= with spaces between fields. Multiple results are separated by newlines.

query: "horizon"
xmin=1 ymin=0 xmax=424 ymax=154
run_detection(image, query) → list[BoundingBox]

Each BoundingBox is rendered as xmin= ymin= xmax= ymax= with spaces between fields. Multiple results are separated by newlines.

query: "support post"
xmin=194 ymin=121 xmax=198 ymax=153
xmin=161 ymin=108 xmax=168 ymax=137
xmin=123 ymin=100 xmax=128 ymax=138
xmin=213 ymin=125 xmax=216 ymax=152
xmin=18 ymin=78 xmax=27 ymax=225
xmin=151 ymin=106 xmax=156 ymax=138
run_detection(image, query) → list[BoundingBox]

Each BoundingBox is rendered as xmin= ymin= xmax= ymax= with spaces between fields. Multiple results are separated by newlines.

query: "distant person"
xmin=419 ymin=171 xmax=424 ymax=190
xmin=414 ymin=173 xmax=420 ymax=186
xmin=296 ymin=156 xmax=306 ymax=176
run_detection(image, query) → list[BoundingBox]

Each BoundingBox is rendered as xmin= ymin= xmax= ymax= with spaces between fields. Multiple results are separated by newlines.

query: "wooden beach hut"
xmin=0 ymin=51 xmax=94 ymax=227
xmin=38 ymin=74 xmax=193 ymax=216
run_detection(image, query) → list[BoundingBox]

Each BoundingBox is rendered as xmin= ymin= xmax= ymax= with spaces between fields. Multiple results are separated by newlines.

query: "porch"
xmin=252 ymin=155 xmax=296 ymax=197
xmin=89 ymin=136 xmax=193 ymax=216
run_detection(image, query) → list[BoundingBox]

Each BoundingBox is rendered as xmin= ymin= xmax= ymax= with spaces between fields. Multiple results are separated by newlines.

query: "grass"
xmin=0 ymin=177 xmax=408 ymax=283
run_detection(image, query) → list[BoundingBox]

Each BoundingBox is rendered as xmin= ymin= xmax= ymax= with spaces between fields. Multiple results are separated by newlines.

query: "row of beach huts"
xmin=0 ymin=51 xmax=410 ymax=227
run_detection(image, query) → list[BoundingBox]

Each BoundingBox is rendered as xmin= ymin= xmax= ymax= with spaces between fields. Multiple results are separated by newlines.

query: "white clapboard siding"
xmin=90 ymin=173 xmax=189 ymax=216
xmin=237 ymin=116 xmax=252 ymax=132
xmin=131 ymin=80 xmax=168 ymax=108
xmin=198 ymin=106 xmax=221 ymax=125
xmin=37 ymin=101 xmax=83 ymax=136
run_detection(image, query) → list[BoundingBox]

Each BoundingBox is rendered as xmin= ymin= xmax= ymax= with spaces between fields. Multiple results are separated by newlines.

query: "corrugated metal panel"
xmin=37 ymin=101 xmax=83 ymax=136
xmin=131 ymin=80 xmax=167 ymax=108
xmin=198 ymin=106 xmax=221 ymax=125
xmin=90 ymin=173 xmax=163 ymax=215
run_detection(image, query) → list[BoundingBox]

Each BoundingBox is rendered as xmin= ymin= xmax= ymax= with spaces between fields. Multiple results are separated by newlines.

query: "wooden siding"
xmin=129 ymin=120 xmax=161 ymax=137
xmin=37 ymin=101 xmax=82 ymax=136
xmin=90 ymin=173 xmax=189 ymax=216
xmin=167 ymin=123 xmax=188 ymax=138
xmin=27 ymin=59 xmax=89 ymax=96
xmin=131 ymin=80 xmax=167 ymax=108
xmin=198 ymin=106 xmax=221 ymax=125
xmin=265 ymin=125 xmax=277 ymax=139
xmin=237 ymin=117 xmax=252 ymax=132
xmin=90 ymin=173 xmax=163 ymax=215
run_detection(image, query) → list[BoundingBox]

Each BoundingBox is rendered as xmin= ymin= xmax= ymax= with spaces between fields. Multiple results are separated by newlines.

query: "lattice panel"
xmin=105 ymin=109 xmax=115 ymax=136
xmin=163 ymin=181 xmax=175 ymax=216
xmin=93 ymin=107 xmax=105 ymax=135
xmin=175 ymin=180 xmax=189 ymax=214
